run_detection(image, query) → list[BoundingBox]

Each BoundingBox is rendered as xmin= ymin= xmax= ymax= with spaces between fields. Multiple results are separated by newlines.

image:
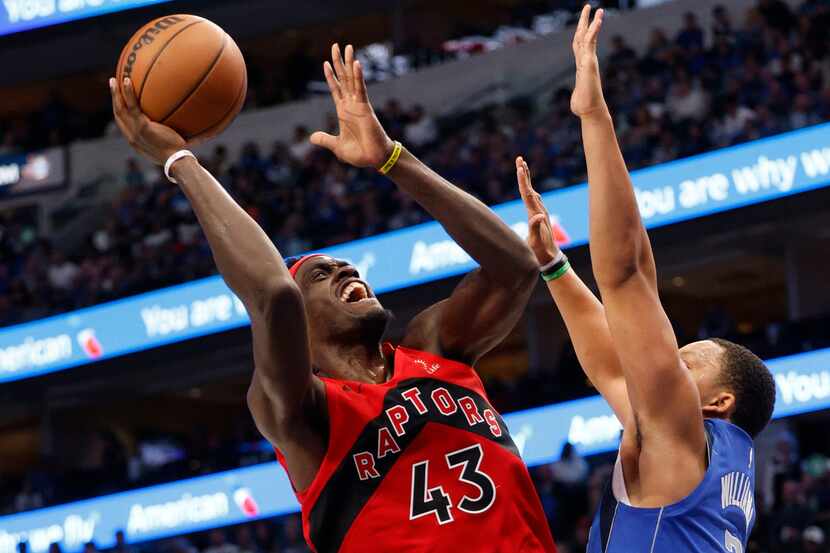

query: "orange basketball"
xmin=116 ymin=14 xmax=247 ymax=141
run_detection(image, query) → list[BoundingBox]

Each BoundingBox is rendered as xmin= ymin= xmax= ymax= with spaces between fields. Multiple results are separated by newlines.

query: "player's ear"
xmin=701 ymin=390 xmax=736 ymax=419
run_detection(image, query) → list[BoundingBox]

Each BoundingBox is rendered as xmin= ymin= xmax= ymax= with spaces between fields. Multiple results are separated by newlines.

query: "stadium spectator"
xmin=280 ymin=516 xmax=308 ymax=553
xmin=404 ymin=104 xmax=439 ymax=150
xmin=233 ymin=527 xmax=260 ymax=553
xmin=126 ymin=158 xmax=147 ymax=188
xmin=47 ymin=251 xmax=80 ymax=291
xmin=608 ymin=34 xmax=637 ymax=67
xmin=665 ymin=76 xmax=708 ymax=121
xmin=550 ymin=443 xmax=589 ymax=488
xmin=803 ymin=526 xmax=828 ymax=553
xmin=771 ymin=480 xmax=815 ymax=549
xmin=715 ymin=94 xmax=757 ymax=145
xmin=757 ymin=0 xmax=797 ymax=33
xmin=288 ymin=126 xmax=314 ymax=163
xmin=204 ymin=530 xmax=239 ymax=553
xmin=676 ymin=12 xmax=705 ymax=51
xmin=711 ymin=5 xmax=734 ymax=41
xmin=13 ymin=477 xmax=44 ymax=512
xmin=114 ymin=530 xmax=137 ymax=553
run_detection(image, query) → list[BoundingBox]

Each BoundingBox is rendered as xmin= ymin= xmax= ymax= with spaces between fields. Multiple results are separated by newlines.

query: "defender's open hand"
xmin=517 ymin=157 xmax=560 ymax=266
xmin=570 ymin=6 xmax=607 ymax=119
xmin=311 ymin=44 xmax=394 ymax=169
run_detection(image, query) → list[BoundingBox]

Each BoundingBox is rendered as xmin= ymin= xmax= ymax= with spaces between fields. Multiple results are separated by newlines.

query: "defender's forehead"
xmin=680 ymin=340 xmax=724 ymax=367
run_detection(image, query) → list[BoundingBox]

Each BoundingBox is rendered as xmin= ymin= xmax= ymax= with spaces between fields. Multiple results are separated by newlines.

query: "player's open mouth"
xmin=340 ymin=281 xmax=373 ymax=303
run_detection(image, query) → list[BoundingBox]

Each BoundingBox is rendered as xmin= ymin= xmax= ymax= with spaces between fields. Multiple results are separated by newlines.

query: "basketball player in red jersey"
xmin=109 ymin=43 xmax=556 ymax=552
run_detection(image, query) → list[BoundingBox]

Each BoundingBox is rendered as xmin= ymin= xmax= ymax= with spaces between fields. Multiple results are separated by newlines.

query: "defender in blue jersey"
xmin=515 ymin=7 xmax=776 ymax=552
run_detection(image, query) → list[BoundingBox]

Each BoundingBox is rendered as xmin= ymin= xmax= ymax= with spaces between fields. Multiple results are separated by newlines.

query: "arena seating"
xmin=2 ymin=0 xmax=829 ymax=328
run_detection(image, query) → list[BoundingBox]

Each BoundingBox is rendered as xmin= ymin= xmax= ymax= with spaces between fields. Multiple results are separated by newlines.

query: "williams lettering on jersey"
xmin=589 ymin=419 xmax=756 ymax=553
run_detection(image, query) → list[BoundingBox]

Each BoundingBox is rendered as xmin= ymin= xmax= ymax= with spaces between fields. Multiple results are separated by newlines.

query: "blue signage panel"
xmin=0 ymin=278 xmax=250 ymax=383
xmin=1 ymin=347 xmax=829 ymax=552
xmin=0 ymin=463 xmax=297 ymax=553
xmin=0 ymin=148 xmax=66 ymax=198
xmin=3 ymin=123 xmax=830 ymax=383
xmin=0 ymin=1 xmax=175 ymax=36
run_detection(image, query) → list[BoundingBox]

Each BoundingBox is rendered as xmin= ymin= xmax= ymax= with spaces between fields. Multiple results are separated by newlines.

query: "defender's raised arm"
xmin=517 ymin=158 xmax=631 ymax=425
xmin=572 ymin=7 xmax=706 ymax=503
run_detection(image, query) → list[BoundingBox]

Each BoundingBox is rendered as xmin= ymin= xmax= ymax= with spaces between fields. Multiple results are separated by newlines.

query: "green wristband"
xmin=542 ymin=260 xmax=571 ymax=282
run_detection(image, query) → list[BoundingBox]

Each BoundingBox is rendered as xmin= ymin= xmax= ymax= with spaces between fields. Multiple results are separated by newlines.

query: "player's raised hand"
xmin=109 ymin=77 xmax=186 ymax=165
xmin=517 ymin=157 xmax=560 ymax=266
xmin=311 ymin=43 xmax=394 ymax=169
xmin=570 ymin=5 xmax=607 ymax=119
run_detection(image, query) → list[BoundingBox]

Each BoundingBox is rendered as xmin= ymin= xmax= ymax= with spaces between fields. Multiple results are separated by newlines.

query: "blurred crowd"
xmin=3 ymin=0 xmax=830 ymax=327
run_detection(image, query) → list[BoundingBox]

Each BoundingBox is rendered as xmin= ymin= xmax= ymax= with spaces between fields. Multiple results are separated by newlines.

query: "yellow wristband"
xmin=378 ymin=141 xmax=403 ymax=175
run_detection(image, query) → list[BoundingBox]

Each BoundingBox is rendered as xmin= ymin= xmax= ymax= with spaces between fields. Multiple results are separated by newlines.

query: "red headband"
xmin=288 ymin=254 xmax=328 ymax=280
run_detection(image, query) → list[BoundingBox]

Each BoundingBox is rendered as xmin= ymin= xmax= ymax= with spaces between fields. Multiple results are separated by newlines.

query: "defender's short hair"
xmin=711 ymin=338 xmax=775 ymax=438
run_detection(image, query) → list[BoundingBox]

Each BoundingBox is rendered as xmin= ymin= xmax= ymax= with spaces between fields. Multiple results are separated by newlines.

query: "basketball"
xmin=115 ymin=14 xmax=247 ymax=141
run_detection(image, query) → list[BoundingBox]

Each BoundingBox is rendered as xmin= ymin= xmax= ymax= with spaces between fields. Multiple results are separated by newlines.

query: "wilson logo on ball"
xmin=123 ymin=15 xmax=186 ymax=80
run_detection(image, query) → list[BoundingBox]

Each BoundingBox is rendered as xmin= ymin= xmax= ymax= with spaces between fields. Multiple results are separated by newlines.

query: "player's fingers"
xmin=522 ymin=158 xmax=532 ymax=182
xmin=112 ymin=108 xmax=131 ymax=140
xmin=586 ymin=8 xmax=604 ymax=45
xmin=522 ymin=160 xmax=548 ymax=214
xmin=323 ymin=61 xmax=343 ymax=101
xmin=332 ymin=43 xmax=348 ymax=84
xmin=109 ymin=77 xmax=125 ymax=116
xmin=529 ymin=213 xmax=549 ymax=234
xmin=110 ymin=96 xmax=133 ymax=142
xmin=122 ymin=78 xmax=141 ymax=116
xmin=343 ymin=44 xmax=355 ymax=96
xmin=310 ymin=130 xmax=338 ymax=152
xmin=516 ymin=157 xmax=535 ymax=208
xmin=574 ymin=4 xmax=591 ymax=44
xmin=521 ymin=159 xmax=546 ymax=210
xmin=527 ymin=213 xmax=548 ymax=230
xmin=354 ymin=60 xmax=369 ymax=102
xmin=579 ymin=4 xmax=591 ymax=32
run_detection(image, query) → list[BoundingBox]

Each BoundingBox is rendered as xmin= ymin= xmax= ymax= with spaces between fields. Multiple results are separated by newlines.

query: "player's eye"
xmin=312 ymin=270 xmax=327 ymax=281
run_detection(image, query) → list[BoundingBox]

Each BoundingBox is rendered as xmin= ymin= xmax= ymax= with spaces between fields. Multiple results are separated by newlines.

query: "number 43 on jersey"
xmin=410 ymin=444 xmax=496 ymax=524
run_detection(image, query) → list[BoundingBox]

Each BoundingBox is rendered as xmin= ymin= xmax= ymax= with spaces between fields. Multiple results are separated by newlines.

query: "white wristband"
xmin=539 ymin=250 xmax=566 ymax=273
xmin=164 ymin=150 xmax=196 ymax=184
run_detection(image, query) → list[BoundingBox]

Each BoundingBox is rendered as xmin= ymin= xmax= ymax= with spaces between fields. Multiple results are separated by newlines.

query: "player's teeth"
xmin=342 ymin=282 xmax=359 ymax=302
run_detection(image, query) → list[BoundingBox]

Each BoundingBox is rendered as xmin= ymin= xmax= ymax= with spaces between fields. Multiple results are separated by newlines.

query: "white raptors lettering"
xmin=352 ymin=386 xmax=502 ymax=480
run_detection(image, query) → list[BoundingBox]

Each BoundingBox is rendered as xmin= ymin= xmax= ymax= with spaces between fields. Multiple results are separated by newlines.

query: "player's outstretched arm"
xmin=109 ymin=79 xmax=322 ymax=460
xmin=517 ymin=157 xmax=631 ymax=425
xmin=571 ymin=7 xmax=705 ymax=478
xmin=312 ymin=44 xmax=537 ymax=365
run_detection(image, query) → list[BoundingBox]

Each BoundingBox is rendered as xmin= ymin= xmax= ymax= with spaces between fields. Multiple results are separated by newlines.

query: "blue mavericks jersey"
xmin=588 ymin=419 xmax=756 ymax=553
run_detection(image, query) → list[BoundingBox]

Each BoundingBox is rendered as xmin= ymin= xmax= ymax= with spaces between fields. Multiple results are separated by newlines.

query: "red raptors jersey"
xmin=275 ymin=345 xmax=557 ymax=553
